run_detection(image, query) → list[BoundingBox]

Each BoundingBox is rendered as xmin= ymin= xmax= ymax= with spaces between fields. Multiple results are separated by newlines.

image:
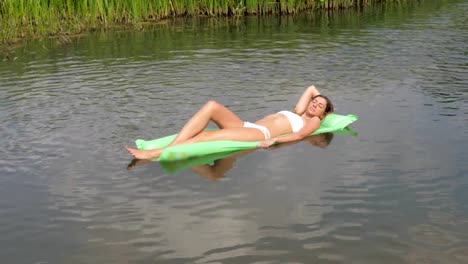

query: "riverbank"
xmin=1 ymin=0 xmax=409 ymax=47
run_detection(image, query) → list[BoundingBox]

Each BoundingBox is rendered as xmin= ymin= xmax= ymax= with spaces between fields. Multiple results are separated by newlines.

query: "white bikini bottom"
xmin=243 ymin=122 xmax=271 ymax=140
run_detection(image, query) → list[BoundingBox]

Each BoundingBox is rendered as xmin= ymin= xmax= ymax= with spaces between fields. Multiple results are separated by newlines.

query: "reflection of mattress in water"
xmin=135 ymin=113 xmax=358 ymax=162
xmin=160 ymin=149 xmax=245 ymax=174
xmin=158 ymin=127 xmax=358 ymax=174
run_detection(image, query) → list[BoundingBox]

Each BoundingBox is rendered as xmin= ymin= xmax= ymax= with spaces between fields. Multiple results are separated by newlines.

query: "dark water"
xmin=1 ymin=1 xmax=467 ymax=263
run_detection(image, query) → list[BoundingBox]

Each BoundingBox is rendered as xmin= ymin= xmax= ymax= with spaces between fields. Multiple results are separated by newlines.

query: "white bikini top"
xmin=277 ymin=110 xmax=304 ymax=132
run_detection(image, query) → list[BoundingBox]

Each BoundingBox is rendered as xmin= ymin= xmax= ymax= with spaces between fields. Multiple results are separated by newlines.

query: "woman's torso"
xmin=255 ymin=111 xmax=304 ymax=137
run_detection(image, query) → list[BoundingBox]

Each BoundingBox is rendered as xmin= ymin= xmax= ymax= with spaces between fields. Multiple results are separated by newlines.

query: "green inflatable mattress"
xmin=135 ymin=113 xmax=357 ymax=162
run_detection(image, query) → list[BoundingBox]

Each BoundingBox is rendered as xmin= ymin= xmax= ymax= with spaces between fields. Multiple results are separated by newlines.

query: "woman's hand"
xmin=257 ymin=138 xmax=277 ymax=148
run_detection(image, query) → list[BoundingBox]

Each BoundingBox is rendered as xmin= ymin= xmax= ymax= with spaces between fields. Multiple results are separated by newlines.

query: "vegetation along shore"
xmin=1 ymin=0 xmax=409 ymax=46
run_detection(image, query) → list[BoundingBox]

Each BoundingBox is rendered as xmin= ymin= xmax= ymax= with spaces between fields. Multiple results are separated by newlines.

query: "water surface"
xmin=1 ymin=1 xmax=467 ymax=263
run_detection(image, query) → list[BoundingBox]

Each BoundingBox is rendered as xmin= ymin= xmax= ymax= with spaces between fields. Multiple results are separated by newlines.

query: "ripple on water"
xmin=0 ymin=2 xmax=468 ymax=263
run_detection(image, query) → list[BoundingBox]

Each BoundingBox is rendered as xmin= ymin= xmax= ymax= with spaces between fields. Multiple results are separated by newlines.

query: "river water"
xmin=1 ymin=1 xmax=467 ymax=263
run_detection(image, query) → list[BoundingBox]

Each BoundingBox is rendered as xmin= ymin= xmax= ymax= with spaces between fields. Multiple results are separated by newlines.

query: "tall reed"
xmin=0 ymin=0 xmax=408 ymax=44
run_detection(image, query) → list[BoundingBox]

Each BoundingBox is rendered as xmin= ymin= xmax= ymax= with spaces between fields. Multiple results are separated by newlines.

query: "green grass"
xmin=0 ymin=0 xmax=409 ymax=44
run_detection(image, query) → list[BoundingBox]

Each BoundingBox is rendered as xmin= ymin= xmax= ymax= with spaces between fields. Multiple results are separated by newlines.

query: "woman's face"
xmin=307 ymin=97 xmax=328 ymax=118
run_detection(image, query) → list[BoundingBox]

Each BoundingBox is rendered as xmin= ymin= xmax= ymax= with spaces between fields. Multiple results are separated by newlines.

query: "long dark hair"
xmin=313 ymin=95 xmax=334 ymax=115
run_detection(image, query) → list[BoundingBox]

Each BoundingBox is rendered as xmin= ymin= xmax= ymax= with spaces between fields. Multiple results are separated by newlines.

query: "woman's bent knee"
xmin=204 ymin=100 xmax=222 ymax=112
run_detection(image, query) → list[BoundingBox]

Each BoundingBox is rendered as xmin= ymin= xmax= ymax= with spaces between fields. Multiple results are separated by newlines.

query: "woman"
xmin=126 ymin=85 xmax=334 ymax=160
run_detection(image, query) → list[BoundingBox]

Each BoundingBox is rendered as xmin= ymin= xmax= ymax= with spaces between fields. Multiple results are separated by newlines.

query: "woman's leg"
xmin=169 ymin=100 xmax=244 ymax=146
xmin=126 ymin=127 xmax=265 ymax=160
xmin=126 ymin=101 xmax=246 ymax=160
xmin=126 ymin=146 xmax=164 ymax=160
xmin=182 ymin=127 xmax=265 ymax=144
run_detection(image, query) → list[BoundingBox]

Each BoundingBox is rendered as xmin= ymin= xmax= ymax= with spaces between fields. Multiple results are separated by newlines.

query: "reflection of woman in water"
xmin=126 ymin=85 xmax=334 ymax=160
xmin=192 ymin=132 xmax=334 ymax=181
xmin=128 ymin=133 xmax=335 ymax=179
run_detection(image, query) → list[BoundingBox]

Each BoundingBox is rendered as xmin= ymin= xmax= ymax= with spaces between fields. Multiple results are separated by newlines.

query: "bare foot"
xmin=126 ymin=146 xmax=162 ymax=160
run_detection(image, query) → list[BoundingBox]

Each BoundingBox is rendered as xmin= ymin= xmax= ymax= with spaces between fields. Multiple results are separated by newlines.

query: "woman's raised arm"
xmin=293 ymin=85 xmax=321 ymax=115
